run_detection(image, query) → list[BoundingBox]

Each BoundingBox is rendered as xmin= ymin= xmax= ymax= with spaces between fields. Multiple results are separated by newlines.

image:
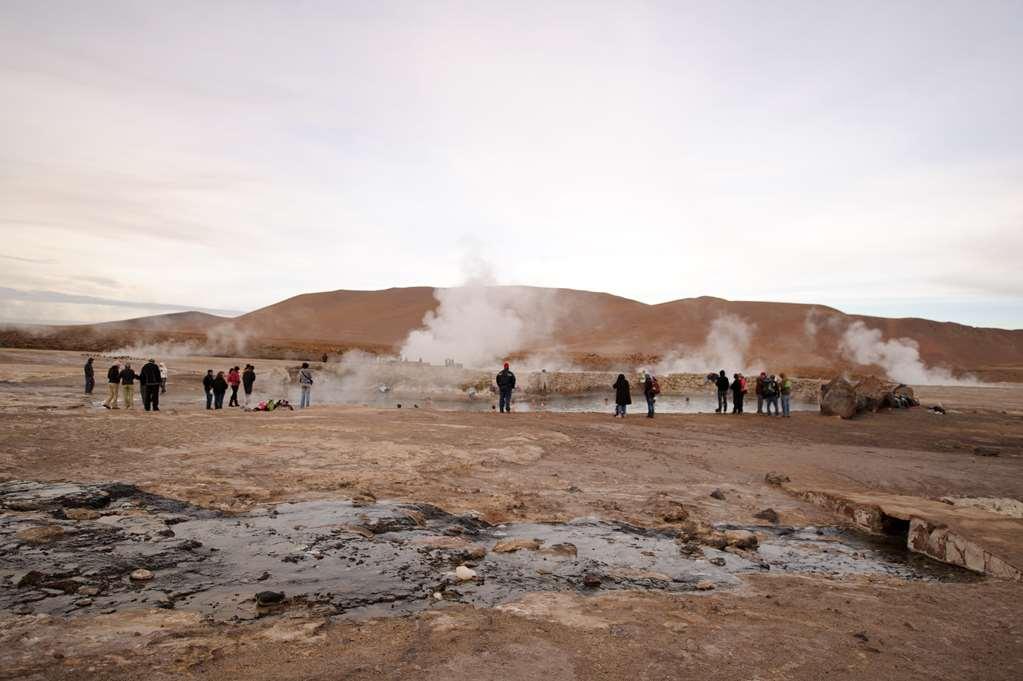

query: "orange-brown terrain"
xmin=2 ymin=287 xmax=1021 ymax=378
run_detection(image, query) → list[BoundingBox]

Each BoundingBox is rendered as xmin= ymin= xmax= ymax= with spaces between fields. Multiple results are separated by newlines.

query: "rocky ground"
xmin=0 ymin=349 xmax=1021 ymax=680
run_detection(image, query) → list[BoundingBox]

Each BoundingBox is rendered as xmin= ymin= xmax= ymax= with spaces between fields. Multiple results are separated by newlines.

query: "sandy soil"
xmin=1 ymin=349 xmax=1021 ymax=680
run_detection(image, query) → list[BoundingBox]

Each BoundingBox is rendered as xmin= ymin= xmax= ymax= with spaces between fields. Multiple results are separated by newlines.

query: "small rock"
xmin=15 ymin=525 xmax=65 ymax=544
xmin=77 ymin=586 xmax=100 ymax=596
xmin=255 ymin=591 xmax=286 ymax=606
xmin=492 ymin=538 xmax=543 ymax=553
xmin=540 ymin=543 xmax=577 ymax=558
xmin=753 ymin=508 xmax=780 ymax=523
xmin=708 ymin=557 xmax=726 ymax=567
xmin=764 ymin=472 xmax=790 ymax=486
xmin=256 ymin=571 xmax=271 ymax=581
xmin=454 ymin=565 xmax=477 ymax=581
xmin=129 ymin=569 xmax=154 ymax=582
xmin=74 ymin=598 xmax=93 ymax=607
xmin=582 ymin=573 xmax=602 ymax=588
xmin=433 ymin=591 xmax=443 ymax=600
xmin=723 ymin=529 xmax=758 ymax=550
xmin=973 ymin=446 xmax=1000 ymax=457
xmin=13 ymin=570 xmax=44 ymax=588
xmin=854 ymin=631 xmax=870 ymax=642
xmin=64 ymin=508 xmax=101 ymax=521
xmin=695 ymin=580 xmax=715 ymax=591
xmin=709 ymin=489 xmax=726 ymax=500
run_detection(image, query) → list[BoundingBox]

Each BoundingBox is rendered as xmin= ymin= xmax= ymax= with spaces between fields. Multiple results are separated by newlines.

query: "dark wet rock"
xmin=710 ymin=489 xmax=726 ymax=500
xmin=255 ymin=591 xmax=286 ymax=606
xmin=765 ymin=472 xmax=790 ymax=486
xmin=0 ymin=481 xmax=120 ymax=512
xmin=582 ymin=573 xmax=602 ymax=587
xmin=821 ymin=376 xmax=917 ymax=419
xmin=973 ymin=446 xmax=1000 ymax=457
xmin=256 ymin=572 xmax=271 ymax=581
xmin=12 ymin=570 xmax=44 ymax=588
xmin=753 ymin=508 xmax=780 ymax=524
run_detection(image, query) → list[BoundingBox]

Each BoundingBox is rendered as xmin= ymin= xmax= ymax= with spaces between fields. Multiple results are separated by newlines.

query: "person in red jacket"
xmin=227 ymin=366 xmax=241 ymax=407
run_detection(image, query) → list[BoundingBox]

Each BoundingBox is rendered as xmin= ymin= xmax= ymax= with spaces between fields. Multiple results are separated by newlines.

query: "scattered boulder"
xmin=821 ymin=376 xmax=919 ymax=419
xmin=765 ymin=472 xmax=790 ymax=486
xmin=582 ymin=573 xmax=602 ymax=588
xmin=454 ymin=565 xmax=477 ymax=581
xmin=709 ymin=489 xmax=726 ymax=501
xmin=493 ymin=538 xmax=544 ymax=553
xmin=255 ymin=590 xmax=286 ymax=606
xmin=129 ymin=568 xmax=154 ymax=582
xmin=16 ymin=525 xmax=65 ymax=544
xmin=753 ymin=508 xmax=780 ymax=524
xmin=723 ymin=530 xmax=758 ymax=550
xmin=695 ymin=580 xmax=715 ymax=591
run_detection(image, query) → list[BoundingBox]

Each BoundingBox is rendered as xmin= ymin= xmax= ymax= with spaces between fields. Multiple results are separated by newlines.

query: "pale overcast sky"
xmin=1 ymin=1 xmax=1021 ymax=327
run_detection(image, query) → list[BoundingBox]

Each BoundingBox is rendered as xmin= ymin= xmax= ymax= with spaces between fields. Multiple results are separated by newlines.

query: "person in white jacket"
xmin=298 ymin=362 xmax=314 ymax=408
xmin=158 ymin=362 xmax=168 ymax=394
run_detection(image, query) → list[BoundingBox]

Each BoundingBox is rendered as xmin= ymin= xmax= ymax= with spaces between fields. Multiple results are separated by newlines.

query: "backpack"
xmin=739 ymin=377 xmax=748 ymax=393
xmin=650 ymin=377 xmax=661 ymax=396
xmin=766 ymin=379 xmax=779 ymax=396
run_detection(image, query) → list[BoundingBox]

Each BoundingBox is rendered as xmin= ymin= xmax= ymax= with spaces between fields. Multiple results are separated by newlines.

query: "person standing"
xmin=227 ymin=366 xmax=241 ymax=407
xmin=119 ymin=362 xmax=137 ymax=409
xmin=779 ymin=372 xmax=793 ymax=417
xmin=139 ymin=358 xmax=162 ymax=412
xmin=755 ymin=372 xmax=767 ymax=415
xmin=158 ymin=362 xmax=168 ymax=394
xmin=202 ymin=370 xmax=215 ymax=410
xmin=643 ymin=370 xmax=659 ymax=418
xmin=242 ymin=364 xmax=256 ymax=407
xmin=714 ymin=370 xmax=729 ymax=413
xmin=612 ymin=373 xmax=631 ymax=417
xmin=212 ymin=371 xmax=228 ymax=409
xmin=298 ymin=362 xmax=314 ymax=408
xmin=102 ymin=362 xmax=121 ymax=409
xmin=730 ymin=373 xmax=745 ymax=414
xmin=496 ymin=362 xmax=516 ymax=413
xmin=83 ymin=358 xmax=95 ymax=394
xmin=764 ymin=374 xmax=781 ymax=416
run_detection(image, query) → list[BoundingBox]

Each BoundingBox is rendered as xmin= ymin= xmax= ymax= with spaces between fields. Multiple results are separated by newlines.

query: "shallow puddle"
xmin=0 ymin=482 xmax=971 ymax=622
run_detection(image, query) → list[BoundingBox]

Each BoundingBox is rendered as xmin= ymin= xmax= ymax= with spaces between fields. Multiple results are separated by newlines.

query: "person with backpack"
xmin=755 ymin=372 xmax=767 ymax=414
xmin=227 ymin=366 xmax=241 ymax=407
xmin=202 ymin=370 xmax=215 ymax=410
xmin=612 ymin=373 xmax=631 ymax=417
xmin=714 ymin=369 xmax=729 ymax=413
xmin=119 ymin=362 xmax=137 ymax=409
xmin=730 ymin=373 xmax=745 ymax=414
xmin=764 ymin=374 xmax=781 ymax=415
xmin=496 ymin=362 xmax=516 ymax=413
xmin=242 ymin=364 xmax=256 ymax=407
xmin=779 ymin=372 xmax=793 ymax=417
xmin=643 ymin=370 xmax=659 ymax=418
xmin=139 ymin=358 xmax=162 ymax=412
xmin=298 ymin=362 xmax=314 ymax=408
xmin=84 ymin=358 xmax=95 ymax=395
xmin=212 ymin=371 xmax=228 ymax=409
xmin=102 ymin=362 xmax=121 ymax=409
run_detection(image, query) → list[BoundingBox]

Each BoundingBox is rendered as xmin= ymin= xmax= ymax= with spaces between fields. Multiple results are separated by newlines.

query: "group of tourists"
xmin=611 ymin=370 xmax=661 ymax=418
xmin=92 ymin=358 xmax=167 ymax=412
xmin=202 ymin=364 xmax=257 ymax=409
xmin=711 ymin=370 xmax=793 ymax=416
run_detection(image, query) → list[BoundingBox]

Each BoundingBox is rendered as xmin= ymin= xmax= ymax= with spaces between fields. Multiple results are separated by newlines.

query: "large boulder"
xmin=820 ymin=376 xmax=918 ymax=419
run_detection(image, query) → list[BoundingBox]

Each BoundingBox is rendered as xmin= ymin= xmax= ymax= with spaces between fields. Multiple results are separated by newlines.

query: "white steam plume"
xmin=838 ymin=320 xmax=975 ymax=385
xmin=655 ymin=314 xmax=756 ymax=374
xmin=399 ymin=255 xmax=564 ymax=369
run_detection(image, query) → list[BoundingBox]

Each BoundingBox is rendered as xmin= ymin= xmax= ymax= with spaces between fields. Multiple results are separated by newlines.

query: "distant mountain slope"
xmin=3 ymin=287 xmax=1021 ymax=377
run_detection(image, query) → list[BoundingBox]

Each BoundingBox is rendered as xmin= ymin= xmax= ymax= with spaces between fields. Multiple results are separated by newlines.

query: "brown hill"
xmin=3 ymin=287 xmax=1021 ymax=378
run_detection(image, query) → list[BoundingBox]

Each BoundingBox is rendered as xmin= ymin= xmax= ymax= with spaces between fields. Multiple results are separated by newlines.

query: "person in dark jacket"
xmin=84 ymin=358 xmax=95 ymax=394
xmin=764 ymin=374 xmax=780 ymax=416
xmin=119 ymin=363 xmax=137 ymax=409
xmin=612 ymin=373 xmax=631 ymax=417
xmin=643 ymin=370 xmax=657 ymax=418
xmin=139 ymin=359 xmax=162 ymax=412
xmin=714 ymin=370 xmax=729 ymax=413
xmin=242 ymin=364 xmax=256 ymax=407
xmin=730 ymin=373 xmax=744 ymax=414
xmin=103 ymin=362 xmax=121 ymax=409
xmin=202 ymin=370 xmax=215 ymax=410
xmin=496 ymin=362 xmax=516 ymax=413
xmin=755 ymin=372 xmax=767 ymax=414
xmin=212 ymin=371 xmax=228 ymax=410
